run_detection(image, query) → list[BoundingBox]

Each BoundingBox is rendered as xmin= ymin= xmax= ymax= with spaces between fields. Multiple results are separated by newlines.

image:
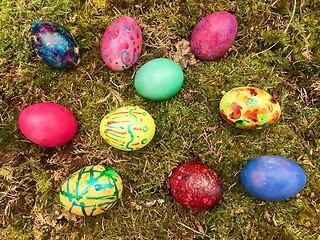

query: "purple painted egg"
xmin=190 ymin=12 xmax=238 ymax=60
xmin=100 ymin=16 xmax=142 ymax=71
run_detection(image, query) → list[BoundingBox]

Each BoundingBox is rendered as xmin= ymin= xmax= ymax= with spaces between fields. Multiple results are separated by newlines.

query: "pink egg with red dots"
xmin=100 ymin=16 xmax=142 ymax=71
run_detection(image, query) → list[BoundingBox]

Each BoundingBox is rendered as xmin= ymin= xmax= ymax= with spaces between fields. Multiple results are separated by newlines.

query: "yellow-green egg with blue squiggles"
xmin=100 ymin=106 xmax=156 ymax=151
xmin=58 ymin=165 xmax=123 ymax=217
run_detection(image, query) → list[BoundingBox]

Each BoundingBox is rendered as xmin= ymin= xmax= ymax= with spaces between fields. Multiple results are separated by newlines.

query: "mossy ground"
xmin=0 ymin=0 xmax=319 ymax=239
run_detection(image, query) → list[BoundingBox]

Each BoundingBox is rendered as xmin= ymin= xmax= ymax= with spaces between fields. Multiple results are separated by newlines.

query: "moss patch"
xmin=0 ymin=0 xmax=319 ymax=239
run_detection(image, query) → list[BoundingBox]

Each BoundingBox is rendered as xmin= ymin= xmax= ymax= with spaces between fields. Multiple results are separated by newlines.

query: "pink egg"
xmin=18 ymin=102 xmax=77 ymax=147
xmin=100 ymin=16 xmax=142 ymax=71
xmin=190 ymin=12 xmax=238 ymax=60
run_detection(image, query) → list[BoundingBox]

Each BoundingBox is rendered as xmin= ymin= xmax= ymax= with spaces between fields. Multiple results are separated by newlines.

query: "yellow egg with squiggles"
xmin=100 ymin=106 xmax=156 ymax=151
xmin=58 ymin=165 xmax=123 ymax=217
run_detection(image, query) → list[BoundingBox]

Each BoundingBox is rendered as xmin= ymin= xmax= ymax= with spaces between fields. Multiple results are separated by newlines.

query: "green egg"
xmin=134 ymin=58 xmax=184 ymax=101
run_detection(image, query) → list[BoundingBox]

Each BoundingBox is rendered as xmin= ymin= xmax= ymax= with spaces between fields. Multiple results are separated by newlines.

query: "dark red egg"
xmin=169 ymin=162 xmax=223 ymax=210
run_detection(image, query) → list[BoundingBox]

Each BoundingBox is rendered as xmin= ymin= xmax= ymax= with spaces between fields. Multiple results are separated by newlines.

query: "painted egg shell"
xmin=59 ymin=165 xmax=123 ymax=217
xmin=18 ymin=102 xmax=77 ymax=147
xmin=169 ymin=162 xmax=223 ymax=210
xmin=190 ymin=12 xmax=237 ymax=60
xmin=219 ymin=87 xmax=281 ymax=129
xmin=240 ymin=155 xmax=306 ymax=201
xmin=134 ymin=58 xmax=184 ymax=101
xmin=100 ymin=16 xmax=142 ymax=71
xmin=30 ymin=21 xmax=80 ymax=68
xmin=100 ymin=106 xmax=156 ymax=151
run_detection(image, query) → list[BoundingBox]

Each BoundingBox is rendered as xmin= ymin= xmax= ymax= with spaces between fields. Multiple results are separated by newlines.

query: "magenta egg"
xmin=169 ymin=162 xmax=223 ymax=210
xmin=190 ymin=12 xmax=238 ymax=60
xmin=100 ymin=16 xmax=142 ymax=71
xmin=18 ymin=102 xmax=77 ymax=147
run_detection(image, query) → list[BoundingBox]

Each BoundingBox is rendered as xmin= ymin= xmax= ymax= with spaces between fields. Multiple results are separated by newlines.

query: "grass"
xmin=0 ymin=0 xmax=319 ymax=239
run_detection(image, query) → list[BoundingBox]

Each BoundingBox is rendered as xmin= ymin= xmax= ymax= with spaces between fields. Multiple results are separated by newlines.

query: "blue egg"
xmin=240 ymin=155 xmax=306 ymax=201
xmin=30 ymin=21 xmax=80 ymax=68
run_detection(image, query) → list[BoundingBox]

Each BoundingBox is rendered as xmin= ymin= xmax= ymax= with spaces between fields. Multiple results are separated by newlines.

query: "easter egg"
xmin=100 ymin=16 xmax=142 ymax=71
xmin=30 ymin=20 xmax=80 ymax=68
xmin=219 ymin=87 xmax=281 ymax=129
xmin=100 ymin=106 xmax=156 ymax=151
xmin=190 ymin=12 xmax=237 ymax=60
xmin=169 ymin=162 xmax=223 ymax=210
xmin=18 ymin=102 xmax=77 ymax=147
xmin=134 ymin=58 xmax=184 ymax=101
xmin=240 ymin=155 xmax=306 ymax=201
xmin=59 ymin=165 xmax=123 ymax=217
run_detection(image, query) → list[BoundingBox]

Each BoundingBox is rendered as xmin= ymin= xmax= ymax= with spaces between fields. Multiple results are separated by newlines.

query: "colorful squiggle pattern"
xmin=30 ymin=21 xmax=80 ymax=68
xmin=100 ymin=16 xmax=142 ymax=71
xmin=58 ymin=165 xmax=122 ymax=217
xmin=219 ymin=87 xmax=281 ymax=129
xmin=100 ymin=106 xmax=156 ymax=151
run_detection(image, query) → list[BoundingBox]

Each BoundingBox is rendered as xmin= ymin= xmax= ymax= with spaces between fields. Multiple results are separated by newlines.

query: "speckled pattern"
xmin=190 ymin=12 xmax=237 ymax=60
xmin=100 ymin=16 xmax=142 ymax=71
xmin=220 ymin=87 xmax=281 ymax=129
xmin=30 ymin=20 xmax=80 ymax=68
xmin=59 ymin=165 xmax=123 ymax=217
xmin=169 ymin=162 xmax=223 ymax=210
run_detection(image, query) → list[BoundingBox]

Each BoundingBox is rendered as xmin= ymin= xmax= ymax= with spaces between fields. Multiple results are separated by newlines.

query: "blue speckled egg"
xmin=30 ymin=21 xmax=80 ymax=68
xmin=240 ymin=155 xmax=306 ymax=201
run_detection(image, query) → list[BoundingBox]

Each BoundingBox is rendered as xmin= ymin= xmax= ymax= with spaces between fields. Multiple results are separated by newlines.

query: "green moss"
xmin=0 ymin=0 xmax=319 ymax=239
xmin=0 ymin=224 xmax=34 ymax=240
